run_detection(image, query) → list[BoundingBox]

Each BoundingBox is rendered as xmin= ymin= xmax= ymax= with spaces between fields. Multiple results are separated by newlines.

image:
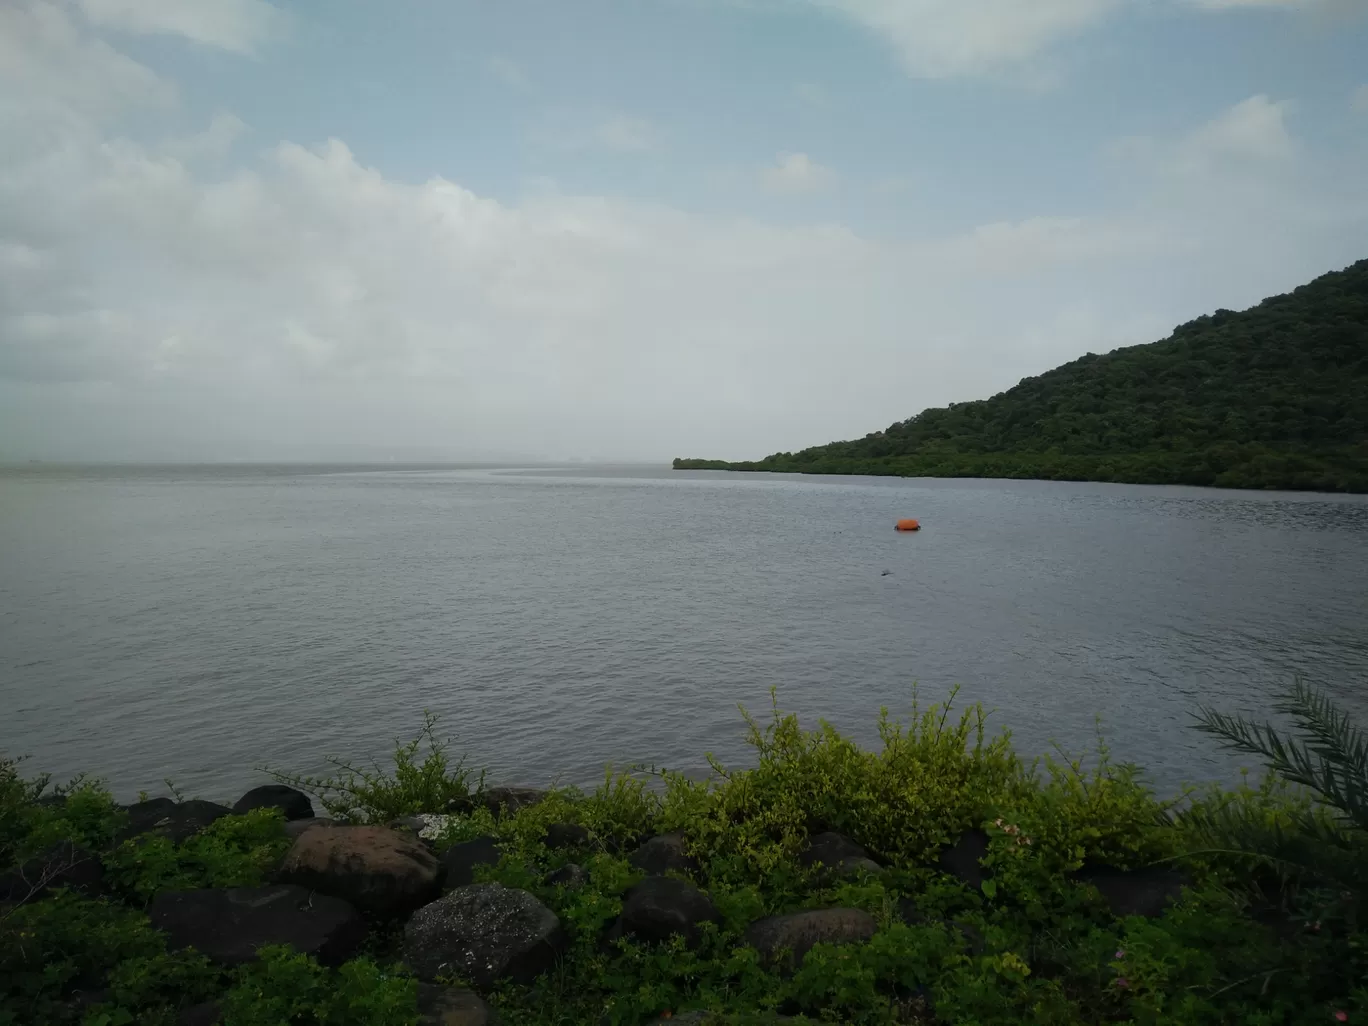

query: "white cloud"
xmin=1 ymin=4 xmax=1364 ymax=462
xmin=761 ymin=152 xmax=836 ymax=193
xmin=1113 ymin=95 xmax=1295 ymax=177
xmin=1184 ymin=0 xmax=1336 ymax=9
xmin=77 ymin=0 xmax=285 ymax=55
xmin=161 ymin=112 xmax=248 ymax=162
xmin=806 ymin=0 xmax=1117 ymax=78
xmin=803 ymin=0 xmax=1358 ymax=79
xmin=0 ymin=0 xmax=172 ymax=122
xmin=487 ymin=56 xmax=532 ymax=93
xmin=1354 ymin=84 xmax=1368 ymax=112
xmin=950 ymin=216 xmax=1173 ymax=273
xmin=1182 ymin=94 xmax=1295 ymax=163
xmin=594 ymin=115 xmax=659 ymax=153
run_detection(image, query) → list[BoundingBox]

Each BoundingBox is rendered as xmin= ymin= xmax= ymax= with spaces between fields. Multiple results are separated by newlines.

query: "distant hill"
xmin=676 ymin=259 xmax=1368 ymax=492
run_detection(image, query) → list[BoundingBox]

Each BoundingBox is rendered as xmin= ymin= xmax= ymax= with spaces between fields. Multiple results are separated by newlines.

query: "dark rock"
xmin=544 ymin=823 xmax=590 ymax=850
xmin=483 ymin=787 xmax=548 ymax=816
xmin=417 ymin=982 xmax=498 ymax=1026
xmin=440 ymin=836 xmax=503 ymax=889
xmin=896 ymin=896 xmax=923 ymax=925
xmin=120 ymin=798 xmax=232 ymax=843
xmin=628 ymin=832 xmax=697 ymax=877
xmin=232 ymin=784 xmax=314 ymax=821
xmin=618 ymin=876 xmax=719 ymax=946
xmin=603 ymin=831 xmax=649 ymax=855
xmin=387 ymin=814 xmax=429 ymax=838
xmin=939 ymin=829 xmax=990 ymax=889
xmin=546 ymin=863 xmax=589 ymax=890
xmin=745 ymin=908 xmax=877 ymax=965
xmin=951 ymin=918 xmax=985 ymax=954
xmin=798 ymin=832 xmax=882 ymax=877
xmin=277 ymin=825 xmax=442 ymax=918
xmin=403 ymin=882 xmax=566 ymax=986
xmin=149 ymin=884 xmax=366 ymax=966
xmin=0 ymin=842 xmax=103 ymax=903
xmin=178 ymin=1001 xmax=223 ymax=1026
xmin=285 ymin=817 xmax=338 ymax=841
xmin=1072 ymin=864 xmax=1189 ymax=919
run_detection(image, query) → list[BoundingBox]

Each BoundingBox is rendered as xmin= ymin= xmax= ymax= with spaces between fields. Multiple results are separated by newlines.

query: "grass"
xmin=2 ymin=686 xmax=1365 ymax=1025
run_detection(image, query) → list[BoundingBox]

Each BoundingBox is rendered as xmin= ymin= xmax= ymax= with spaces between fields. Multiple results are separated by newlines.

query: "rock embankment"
xmin=111 ymin=782 xmax=1186 ymax=1026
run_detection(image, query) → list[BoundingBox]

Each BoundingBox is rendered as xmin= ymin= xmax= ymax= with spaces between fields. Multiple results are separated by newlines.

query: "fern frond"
xmin=1275 ymin=679 xmax=1368 ymax=829
xmin=1195 ymin=682 xmax=1368 ymax=830
xmin=1180 ymin=794 xmax=1368 ymax=892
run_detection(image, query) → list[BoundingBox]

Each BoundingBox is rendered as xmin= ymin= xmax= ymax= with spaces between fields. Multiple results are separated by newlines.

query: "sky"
xmin=1 ymin=0 xmax=1366 ymax=462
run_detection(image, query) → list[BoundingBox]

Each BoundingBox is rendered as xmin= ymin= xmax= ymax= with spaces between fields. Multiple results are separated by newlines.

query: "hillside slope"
xmin=676 ymin=258 xmax=1368 ymax=492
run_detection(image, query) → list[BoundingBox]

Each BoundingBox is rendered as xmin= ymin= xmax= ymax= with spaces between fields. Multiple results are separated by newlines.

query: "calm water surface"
xmin=1 ymin=463 xmax=1365 ymax=802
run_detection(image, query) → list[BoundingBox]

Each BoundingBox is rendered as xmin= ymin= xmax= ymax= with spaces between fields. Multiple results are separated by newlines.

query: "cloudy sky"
xmin=1 ymin=0 xmax=1366 ymax=462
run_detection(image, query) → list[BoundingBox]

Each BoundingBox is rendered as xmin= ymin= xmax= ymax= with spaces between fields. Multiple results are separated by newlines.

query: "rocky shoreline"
xmin=11 ymin=778 xmax=1192 ymax=1026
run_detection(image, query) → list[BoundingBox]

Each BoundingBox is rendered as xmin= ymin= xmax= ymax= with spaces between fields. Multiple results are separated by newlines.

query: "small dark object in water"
xmin=881 ymin=570 xmax=892 ymax=576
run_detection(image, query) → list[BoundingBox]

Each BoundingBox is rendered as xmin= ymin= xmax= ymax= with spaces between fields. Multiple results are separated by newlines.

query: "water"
xmin=1 ymin=463 xmax=1365 ymax=804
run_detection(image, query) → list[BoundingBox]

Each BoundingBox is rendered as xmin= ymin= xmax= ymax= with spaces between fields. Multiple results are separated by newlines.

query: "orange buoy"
xmin=895 ymin=519 xmax=921 ymax=532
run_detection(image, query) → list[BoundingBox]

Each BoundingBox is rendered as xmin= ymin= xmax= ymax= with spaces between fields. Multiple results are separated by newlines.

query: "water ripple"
xmin=1 ymin=464 xmax=1366 ymax=800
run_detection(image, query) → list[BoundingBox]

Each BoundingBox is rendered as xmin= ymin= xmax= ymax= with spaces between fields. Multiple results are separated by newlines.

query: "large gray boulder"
xmin=119 ymin=798 xmax=232 ymax=843
xmin=284 ymin=817 xmax=338 ymax=842
xmin=628 ymin=832 xmax=697 ymax=877
xmin=0 ymin=841 xmax=103 ymax=903
xmin=938 ymin=829 xmax=990 ymax=889
xmin=798 ymin=832 xmax=881 ymax=877
xmin=745 ymin=908 xmax=876 ymax=965
xmin=483 ymin=787 xmax=548 ymax=816
xmin=149 ymin=885 xmax=366 ymax=966
xmin=617 ymin=876 xmax=719 ymax=946
xmin=543 ymin=823 xmax=590 ymax=850
xmin=276 ymin=825 xmax=441 ymax=917
xmin=403 ymin=883 xmax=566 ymax=986
xmin=440 ymin=836 xmax=503 ymax=890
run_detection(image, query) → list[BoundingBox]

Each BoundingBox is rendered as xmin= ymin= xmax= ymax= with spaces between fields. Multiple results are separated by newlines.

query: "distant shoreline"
xmin=672 ymin=451 xmax=1368 ymax=494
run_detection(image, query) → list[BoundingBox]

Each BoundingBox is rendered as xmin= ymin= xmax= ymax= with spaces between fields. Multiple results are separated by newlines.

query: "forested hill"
xmin=675 ymin=258 xmax=1368 ymax=492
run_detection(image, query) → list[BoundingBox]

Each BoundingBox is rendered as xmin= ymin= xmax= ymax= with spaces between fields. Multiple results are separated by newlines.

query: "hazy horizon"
xmin=3 ymin=0 xmax=1366 ymax=463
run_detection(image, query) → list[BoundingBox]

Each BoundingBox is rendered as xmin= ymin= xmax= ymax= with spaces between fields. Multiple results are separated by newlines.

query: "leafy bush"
xmin=1189 ymin=679 xmax=1368 ymax=896
xmin=262 ymin=712 xmax=484 ymax=823
xmin=219 ymin=947 xmax=417 ymax=1026
xmin=655 ymin=688 xmax=1028 ymax=886
xmin=0 ymin=891 xmax=219 ymax=1025
xmin=7 ymin=686 xmax=1368 ymax=1025
xmin=104 ymin=808 xmax=290 ymax=902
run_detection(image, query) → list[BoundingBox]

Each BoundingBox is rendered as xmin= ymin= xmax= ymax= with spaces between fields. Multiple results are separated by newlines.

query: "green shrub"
xmin=1189 ymin=680 xmax=1368 ymax=897
xmin=7 ymin=687 xmax=1368 ymax=1026
xmin=262 ymin=712 xmax=484 ymax=823
xmin=655 ymin=688 xmax=1028 ymax=885
xmin=0 ymin=891 xmax=217 ymax=1026
xmin=220 ymin=947 xmax=417 ymax=1026
xmin=104 ymin=808 xmax=290 ymax=902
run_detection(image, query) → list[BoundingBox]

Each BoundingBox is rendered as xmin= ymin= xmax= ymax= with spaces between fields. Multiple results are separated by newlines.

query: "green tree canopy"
xmin=677 ymin=258 xmax=1368 ymax=492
